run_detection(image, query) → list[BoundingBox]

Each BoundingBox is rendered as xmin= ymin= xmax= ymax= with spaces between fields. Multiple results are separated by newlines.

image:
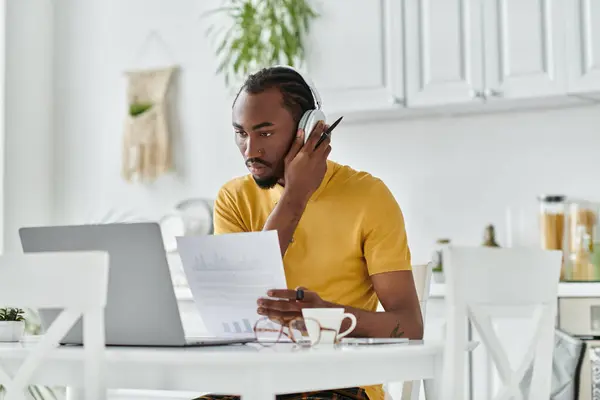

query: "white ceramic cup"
xmin=301 ymin=308 xmax=357 ymax=346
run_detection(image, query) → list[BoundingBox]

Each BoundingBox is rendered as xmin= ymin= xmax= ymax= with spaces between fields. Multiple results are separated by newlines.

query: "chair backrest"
xmin=440 ymin=246 xmax=562 ymax=400
xmin=412 ymin=262 xmax=433 ymax=318
xmin=0 ymin=251 xmax=109 ymax=400
xmin=382 ymin=263 xmax=433 ymax=400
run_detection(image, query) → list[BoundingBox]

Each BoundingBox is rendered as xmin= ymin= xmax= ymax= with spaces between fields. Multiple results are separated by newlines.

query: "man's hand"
xmin=283 ymin=121 xmax=332 ymax=204
xmin=257 ymin=287 xmax=327 ymax=324
xmin=256 ymin=272 xmax=423 ymax=340
xmin=262 ymin=121 xmax=331 ymax=256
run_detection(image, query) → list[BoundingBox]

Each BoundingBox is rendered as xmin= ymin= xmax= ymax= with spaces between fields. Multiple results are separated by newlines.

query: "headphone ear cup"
xmin=298 ymin=110 xmax=326 ymax=144
xmin=298 ymin=111 xmax=311 ymax=135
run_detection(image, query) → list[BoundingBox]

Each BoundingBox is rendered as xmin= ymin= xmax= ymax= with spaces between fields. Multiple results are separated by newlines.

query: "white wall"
xmin=53 ymin=0 xmax=243 ymax=224
xmin=50 ymin=0 xmax=600 ymax=264
xmin=2 ymin=0 xmax=54 ymax=253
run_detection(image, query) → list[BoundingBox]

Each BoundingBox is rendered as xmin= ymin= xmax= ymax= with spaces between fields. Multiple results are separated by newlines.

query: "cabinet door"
xmin=566 ymin=0 xmax=600 ymax=94
xmin=404 ymin=0 xmax=484 ymax=107
xmin=304 ymin=0 xmax=401 ymax=114
xmin=482 ymin=0 xmax=567 ymax=100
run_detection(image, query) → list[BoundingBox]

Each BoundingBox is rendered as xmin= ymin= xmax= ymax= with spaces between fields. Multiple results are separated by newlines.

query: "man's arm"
xmin=324 ymin=270 xmax=423 ymax=339
xmin=261 ymin=179 xmax=424 ymax=339
xmin=265 ymin=271 xmax=423 ymax=339
xmin=262 ymin=191 xmax=309 ymax=256
xmin=214 ymin=182 xmax=309 ymax=254
xmin=335 ymin=180 xmax=423 ymax=339
xmin=262 ymin=122 xmax=330 ymax=256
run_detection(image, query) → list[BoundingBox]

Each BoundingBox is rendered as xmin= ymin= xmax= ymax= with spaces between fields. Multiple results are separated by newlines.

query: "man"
xmin=201 ymin=66 xmax=423 ymax=400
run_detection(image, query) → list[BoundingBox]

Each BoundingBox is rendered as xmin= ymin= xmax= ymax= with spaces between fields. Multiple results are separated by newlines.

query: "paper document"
xmin=176 ymin=230 xmax=287 ymax=338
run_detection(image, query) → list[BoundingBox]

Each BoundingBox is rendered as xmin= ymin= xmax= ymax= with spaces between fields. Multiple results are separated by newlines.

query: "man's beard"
xmin=249 ymin=134 xmax=296 ymax=190
xmin=245 ymin=159 xmax=282 ymax=190
xmin=252 ymin=175 xmax=280 ymax=189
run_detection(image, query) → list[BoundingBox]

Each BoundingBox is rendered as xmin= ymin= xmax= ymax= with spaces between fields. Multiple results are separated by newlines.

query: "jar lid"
xmin=537 ymin=194 xmax=566 ymax=203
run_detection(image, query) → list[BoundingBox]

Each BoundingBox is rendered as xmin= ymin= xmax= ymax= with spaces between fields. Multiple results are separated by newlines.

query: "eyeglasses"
xmin=253 ymin=316 xmax=339 ymax=347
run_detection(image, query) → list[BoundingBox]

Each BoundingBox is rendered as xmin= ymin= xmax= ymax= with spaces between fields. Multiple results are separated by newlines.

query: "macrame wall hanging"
xmin=122 ymin=65 xmax=177 ymax=183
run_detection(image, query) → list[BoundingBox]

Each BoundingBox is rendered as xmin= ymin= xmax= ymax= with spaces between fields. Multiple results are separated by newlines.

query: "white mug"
xmin=301 ymin=308 xmax=357 ymax=346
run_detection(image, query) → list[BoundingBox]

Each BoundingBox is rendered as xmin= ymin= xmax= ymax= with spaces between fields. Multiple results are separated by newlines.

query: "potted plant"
xmin=203 ymin=0 xmax=320 ymax=87
xmin=0 ymin=308 xmax=26 ymax=342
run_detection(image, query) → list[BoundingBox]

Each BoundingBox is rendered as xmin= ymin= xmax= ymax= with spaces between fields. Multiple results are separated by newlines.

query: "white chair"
xmin=432 ymin=246 xmax=562 ymax=400
xmin=382 ymin=263 xmax=433 ymax=400
xmin=0 ymin=252 xmax=110 ymax=400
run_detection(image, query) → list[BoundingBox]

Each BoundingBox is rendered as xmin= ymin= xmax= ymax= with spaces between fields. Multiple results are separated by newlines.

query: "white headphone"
xmin=274 ymin=65 xmax=326 ymax=143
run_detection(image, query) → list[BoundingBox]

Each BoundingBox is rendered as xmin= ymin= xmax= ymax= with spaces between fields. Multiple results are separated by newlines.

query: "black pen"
xmin=314 ymin=116 xmax=343 ymax=149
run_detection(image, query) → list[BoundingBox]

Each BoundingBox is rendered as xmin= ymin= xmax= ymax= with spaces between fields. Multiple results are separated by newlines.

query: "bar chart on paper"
xmin=175 ymin=231 xmax=288 ymax=338
xmin=223 ymin=319 xmax=254 ymax=334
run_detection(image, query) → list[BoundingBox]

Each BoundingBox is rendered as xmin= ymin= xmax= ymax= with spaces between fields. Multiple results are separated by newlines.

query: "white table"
xmin=0 ymin=340 xmax=443 ymax=400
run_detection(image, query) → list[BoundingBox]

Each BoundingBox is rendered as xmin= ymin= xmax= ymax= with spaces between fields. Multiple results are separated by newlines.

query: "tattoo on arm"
xmin=390 ymin=323 xmax=405 ymax=338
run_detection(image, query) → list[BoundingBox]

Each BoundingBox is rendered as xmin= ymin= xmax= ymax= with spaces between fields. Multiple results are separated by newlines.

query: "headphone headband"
xmin=273 ymin=65 xmax=322 ymax=110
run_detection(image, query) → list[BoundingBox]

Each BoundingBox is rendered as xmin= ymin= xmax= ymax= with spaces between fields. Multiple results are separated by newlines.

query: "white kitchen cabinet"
xmin=482 ymin=0 xmax=568 ymax=101
xmin=304 ymin=0 xmax=403 ymax=114
xmin=566 ymin=0 xmax=600 ymax=94
xmin=303 ymin=0 xmax=598 ymax=118
xmin=404 ymin=0 xmax=569 ymax=108
xmin=404 ymin=0 xmax=485 ymax=107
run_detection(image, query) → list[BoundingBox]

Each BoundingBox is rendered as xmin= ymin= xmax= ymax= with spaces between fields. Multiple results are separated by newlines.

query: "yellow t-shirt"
xmin=213 ymin=160 xmax=412 ymax=400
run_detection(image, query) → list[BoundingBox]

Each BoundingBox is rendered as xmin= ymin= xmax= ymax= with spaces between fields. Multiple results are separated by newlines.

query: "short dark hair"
xmin=233 ymin=66 xmax=315 ymax=123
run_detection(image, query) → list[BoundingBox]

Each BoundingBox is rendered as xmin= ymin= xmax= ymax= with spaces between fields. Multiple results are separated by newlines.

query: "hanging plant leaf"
xmin=129 ymin=102 xmax=153 ymax=117
xmin=203 ymin=0 xmax=319 ymax=87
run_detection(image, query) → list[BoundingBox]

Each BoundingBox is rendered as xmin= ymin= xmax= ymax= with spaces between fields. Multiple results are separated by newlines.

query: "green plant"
xmin=203 ymin=0 xmax=320 ymax=86
xmin=0 ymin=308 xmax=25 ymax=321
xmin=129 ymin=102 xmax=154 ymax=117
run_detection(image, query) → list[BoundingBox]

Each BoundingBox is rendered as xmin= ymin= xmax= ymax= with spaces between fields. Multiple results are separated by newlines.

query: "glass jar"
xmin=538 ymin=195 xmax=567 ymax=280
xmin=567 ymin=200 xmax=598 ymax=253
xmin=566 ymin=200 xmax=600 ymax=281
xmin=538 ymin=195 xmax=566 ymax=251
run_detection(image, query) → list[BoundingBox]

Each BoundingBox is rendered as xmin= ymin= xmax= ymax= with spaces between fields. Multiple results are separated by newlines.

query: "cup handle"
xmin=337 ymin=313 xmax=357 ymax=339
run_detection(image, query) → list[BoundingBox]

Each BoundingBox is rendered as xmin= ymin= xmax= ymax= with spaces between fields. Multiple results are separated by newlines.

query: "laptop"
xmin=19 ymin=222 xmax=256 ymax=347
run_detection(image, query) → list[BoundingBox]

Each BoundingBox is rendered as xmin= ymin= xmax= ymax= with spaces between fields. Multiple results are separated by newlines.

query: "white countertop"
xmin=429 ymin=282 xmax=600 ymax=298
